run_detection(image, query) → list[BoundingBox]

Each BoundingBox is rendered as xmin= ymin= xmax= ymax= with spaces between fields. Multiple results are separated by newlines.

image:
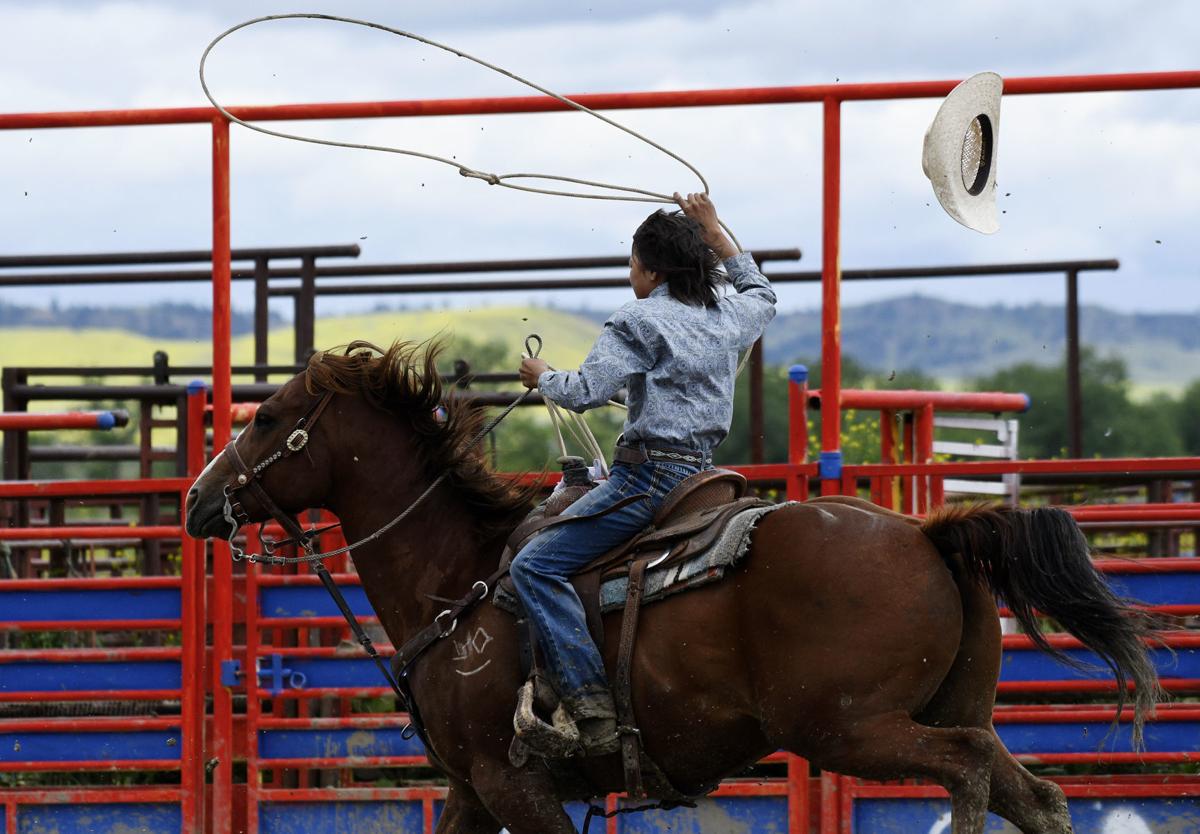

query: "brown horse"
xmin=185 ymin=341 xmax=1162 ymax=834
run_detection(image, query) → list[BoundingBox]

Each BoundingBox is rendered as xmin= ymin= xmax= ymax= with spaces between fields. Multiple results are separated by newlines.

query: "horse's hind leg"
xmin=437 ymin=780 xmax=502 ymax=834
xmin=988 ymin=746 xmax=1074 ymax=834
xmin=810 ymin=712 xmax=995 ymax=834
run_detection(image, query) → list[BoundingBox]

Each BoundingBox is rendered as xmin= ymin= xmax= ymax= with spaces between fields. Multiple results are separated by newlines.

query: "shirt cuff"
xmin=723 ymin=251 xmax=756 ymax=273
xmin=537 ymin=369 xmax=559 ymax=391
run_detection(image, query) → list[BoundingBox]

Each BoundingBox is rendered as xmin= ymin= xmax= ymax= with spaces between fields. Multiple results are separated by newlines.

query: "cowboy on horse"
xmin=513 ymin=192 xmax=777 ymax=756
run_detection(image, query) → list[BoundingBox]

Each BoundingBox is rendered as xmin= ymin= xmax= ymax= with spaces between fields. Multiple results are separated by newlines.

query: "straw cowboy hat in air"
xmin=923 ymin=71 xmax=1003 ymax=234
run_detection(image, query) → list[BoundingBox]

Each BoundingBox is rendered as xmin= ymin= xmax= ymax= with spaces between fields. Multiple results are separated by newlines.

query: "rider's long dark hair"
xmin=921 ymin=502 xmax=1165 ymax=750
xmin=632 ymin=209 xmax=726 ymax=307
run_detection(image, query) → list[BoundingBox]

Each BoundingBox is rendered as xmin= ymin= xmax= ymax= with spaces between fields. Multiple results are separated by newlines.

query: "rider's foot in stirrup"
xmin=576 ymin=716 xmax=620 ymax=756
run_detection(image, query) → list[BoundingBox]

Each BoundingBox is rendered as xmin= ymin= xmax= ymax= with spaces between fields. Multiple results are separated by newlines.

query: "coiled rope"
xmin=201 ymin=15 xmax=752 ymax=469
xmin=199 ymin=12 xmax=741 ymax=250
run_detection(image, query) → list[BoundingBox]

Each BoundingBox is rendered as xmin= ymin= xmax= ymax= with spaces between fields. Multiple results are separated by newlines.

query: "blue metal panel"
xmin=601 ymin=797 xmax=786 ymax=833
xmin=854 ymin=795 xmax=1200 ymax=832
xmin=997 ymin=719 xmax=1200 ymax=755
xmin=0 ymin=588 xmax=180 ymax=623
xmin=17 ymin=803 xmax=180 ymax=834
xmin=259 ymin=801 xmax=422 ymax=834
xmin=999 ymin=646 xmax=1195 ymax=682
xmin=437 ymin=799 xmax=787 ymax=832
xmin=260 ymin=585 xmax=376 ymax=619
xmin=0 ymin=730 xmax=181 ymax=763
xmin=0 ymin=660 xmax=179 ymax=693
xmin=1106 ymin=572 xmax=1200 ymax=606
xmin=275 ymin=657 xmax=379 ymax=689
xmin=258 ymin=727 xmax=425 ymax=760
xmin=285 ymin=643 xmax=1200 ymax=695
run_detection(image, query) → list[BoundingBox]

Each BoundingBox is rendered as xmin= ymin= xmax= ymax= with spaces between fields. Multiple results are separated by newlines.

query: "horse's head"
xmin=185 ymin=340 xmax=532 ymax=544
xmin=184 ymin=371 xmax=338 ymax=540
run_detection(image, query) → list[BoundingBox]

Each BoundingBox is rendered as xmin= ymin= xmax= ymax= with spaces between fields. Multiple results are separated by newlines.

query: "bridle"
xmin=221 ymin=389 xmax=336 ymax=559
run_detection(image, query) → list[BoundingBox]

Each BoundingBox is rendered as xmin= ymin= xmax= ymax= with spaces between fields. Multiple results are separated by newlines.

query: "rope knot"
xmin=459 ymin=167 xmax=500 ymax=186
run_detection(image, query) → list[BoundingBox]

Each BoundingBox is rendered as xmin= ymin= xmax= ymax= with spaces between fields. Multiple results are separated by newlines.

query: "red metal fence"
xmin=2 ymin=67 xmax=1200 ymax=833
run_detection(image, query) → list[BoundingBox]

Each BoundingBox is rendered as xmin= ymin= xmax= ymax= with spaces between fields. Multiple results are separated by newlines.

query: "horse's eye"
xmin=253 ymin=411 xmax=275 ymax=429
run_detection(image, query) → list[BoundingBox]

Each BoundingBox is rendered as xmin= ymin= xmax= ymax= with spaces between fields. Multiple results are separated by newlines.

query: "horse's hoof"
xmin=513 ymin=681 xmax=581 ymax=758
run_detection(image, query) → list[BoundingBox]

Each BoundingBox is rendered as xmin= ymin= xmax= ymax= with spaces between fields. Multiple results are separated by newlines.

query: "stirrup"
xmin=512 ymin=680 xmax=581 ymax=758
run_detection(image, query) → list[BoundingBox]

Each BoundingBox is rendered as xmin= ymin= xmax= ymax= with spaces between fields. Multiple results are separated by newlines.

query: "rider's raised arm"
xmin=537 ymin=309 xmax=651 ymax=412
xmin=724 ymin=252 xmax=777 ymax=351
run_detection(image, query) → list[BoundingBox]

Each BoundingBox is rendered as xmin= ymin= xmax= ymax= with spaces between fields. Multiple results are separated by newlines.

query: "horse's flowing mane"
xmin=305 ymin=339 xmax=533 ymax=532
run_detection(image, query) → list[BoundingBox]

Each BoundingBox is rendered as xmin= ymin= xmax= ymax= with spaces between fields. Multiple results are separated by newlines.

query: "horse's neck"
xmin=331 ymin=477 xmax=514 ymax=645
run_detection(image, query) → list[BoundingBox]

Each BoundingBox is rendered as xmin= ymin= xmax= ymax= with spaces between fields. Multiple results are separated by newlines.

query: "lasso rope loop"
xmin=199 ymin=12 xmax=741 ymax=250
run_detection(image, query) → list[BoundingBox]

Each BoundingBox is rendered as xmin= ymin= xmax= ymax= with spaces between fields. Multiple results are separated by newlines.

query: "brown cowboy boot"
xmin=568 ymin=690 xmax=620 ymax=756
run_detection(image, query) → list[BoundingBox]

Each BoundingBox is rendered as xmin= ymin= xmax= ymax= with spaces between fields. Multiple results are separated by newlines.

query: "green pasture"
xmin=0 ymin=306 xmax=601 ymax=376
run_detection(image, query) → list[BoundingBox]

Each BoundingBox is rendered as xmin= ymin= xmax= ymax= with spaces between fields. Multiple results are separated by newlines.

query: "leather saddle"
xmin=498 ymin=468 xmax=759 ymax=608
xmin=497 ymin=468 xmax=769 ymax=799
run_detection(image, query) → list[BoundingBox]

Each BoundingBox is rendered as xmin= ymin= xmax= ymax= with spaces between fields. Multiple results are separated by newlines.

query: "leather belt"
xmin=613 ymin=442 xmax=706 ymax=466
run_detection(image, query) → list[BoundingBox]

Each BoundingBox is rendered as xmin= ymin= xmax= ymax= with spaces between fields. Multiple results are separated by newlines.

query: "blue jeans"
xmin=509 ymin=458 xmax=699 ymax=717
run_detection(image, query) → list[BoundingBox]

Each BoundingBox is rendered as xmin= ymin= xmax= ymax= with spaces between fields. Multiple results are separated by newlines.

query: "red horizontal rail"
xmin=849 ymin=780 xmax=1200 ymax=799
xmin=0 ymin=647 xmax=180 ymax=662
xmin=1023 ymin=752 xmax=1196 ymax=765
xmin=1002 ymin=633 xmax=1200 ymax=649
xmin=263 ymin=687 xmax=391 ymax=700
xmin=254 ymin=573 xmax=361 ymax=586
xmin=258 ymin=617 xmax=377 ymax=629
xmin=994 ymin=704 xmax=1200 ymax=723
xmin=810 ymin=388 xmax=1030 ymax=413
xmin=251 ymin=787 xmax=446 ymax=802
xmin=1071 ymin=504 xmax=1200 ymax=521
xmin=253 ymin=646 xmax=396 ymax=659
xmin=259 ymin=756 xmax=428 ymax=769
xmin=0 ymin=412 xmax=126 ymax=430
xmin=998 ymin=680 xmax=1200 ymax=694
xmin=0 ymin=576 xmax=181 ymax=590
xmin=0 ymin=760 xmax=180 ymax=773
xmin=0 ymin=478 xmax=190 ymax=498
xmin=711 ymin=780 xmax=791 ymax=798
xmin=0 ymin=788 xmax=185 ymax=803
xmin=0 ymin=690 xmax=180 ymax=702
xmin=255 ymin=716 xmax=405 ymax=730
xmin=0 ymin=717 xmax=179 ymax=732
xmin=0 ymin=525 xmax=183 ymax=541
xmin=1094 ymin=558 xmax=1200 ymax=574
xmin=205 ymin=402 xmax=259 ymax=423
xmin=1 ymin=71 xmax=1197 ymax=131
xmin=0 ymin=619 xmax=181 ymax=631
xmin=850 ymin=457 xmax=1200 ymax=477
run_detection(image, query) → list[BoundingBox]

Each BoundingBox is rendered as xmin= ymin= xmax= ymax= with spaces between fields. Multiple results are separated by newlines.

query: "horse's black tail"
xmin=921 ymin=502 xmax=1164 ymax=749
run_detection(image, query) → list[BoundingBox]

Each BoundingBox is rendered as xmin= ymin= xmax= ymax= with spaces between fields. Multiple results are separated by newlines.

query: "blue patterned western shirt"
xmin=538 ymin=252 xmax=777 ymax=453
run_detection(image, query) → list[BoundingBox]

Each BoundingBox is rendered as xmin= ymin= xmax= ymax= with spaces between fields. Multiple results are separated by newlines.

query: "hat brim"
xmin=922 ymin=72 xmax=1003 ymax=235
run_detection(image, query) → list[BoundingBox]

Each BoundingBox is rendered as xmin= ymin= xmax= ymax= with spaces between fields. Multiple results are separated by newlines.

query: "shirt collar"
xmin=649 ymin=283 xmax=671 ymax=299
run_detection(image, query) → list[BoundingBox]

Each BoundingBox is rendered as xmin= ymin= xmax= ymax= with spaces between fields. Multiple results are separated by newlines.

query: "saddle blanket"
xmin=494 ymin=501 xmax=791 ymax=615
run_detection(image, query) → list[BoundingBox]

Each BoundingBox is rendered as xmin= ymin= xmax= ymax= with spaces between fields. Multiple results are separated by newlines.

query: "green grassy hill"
xmin=0 ymin=306 xmax=602 ymax=376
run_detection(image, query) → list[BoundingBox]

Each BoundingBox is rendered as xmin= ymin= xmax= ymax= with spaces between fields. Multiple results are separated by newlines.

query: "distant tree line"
xmin=0 ymin=301 xmax=282 ymax=340
xmin=20 ymin=338 xmax=1198 ymax=482
xmin=450 ymin=339 xmax=1200 ymax=469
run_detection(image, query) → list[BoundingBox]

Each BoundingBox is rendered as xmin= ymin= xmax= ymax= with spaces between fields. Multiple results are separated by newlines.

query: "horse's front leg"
xmin=436 ymin=779 xmax=502 ymax=834
xmin=470 ymin=757 xmax=579 ymax=834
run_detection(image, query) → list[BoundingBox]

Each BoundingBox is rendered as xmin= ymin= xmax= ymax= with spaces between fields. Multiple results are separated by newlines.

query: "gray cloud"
xmin=0 ymin=0 xmax=1197 ymax=319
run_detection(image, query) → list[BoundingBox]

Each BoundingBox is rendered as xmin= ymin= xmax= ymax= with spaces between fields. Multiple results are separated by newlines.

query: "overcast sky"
xmin=0 ymin=1 xmax=1196 ymax=320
